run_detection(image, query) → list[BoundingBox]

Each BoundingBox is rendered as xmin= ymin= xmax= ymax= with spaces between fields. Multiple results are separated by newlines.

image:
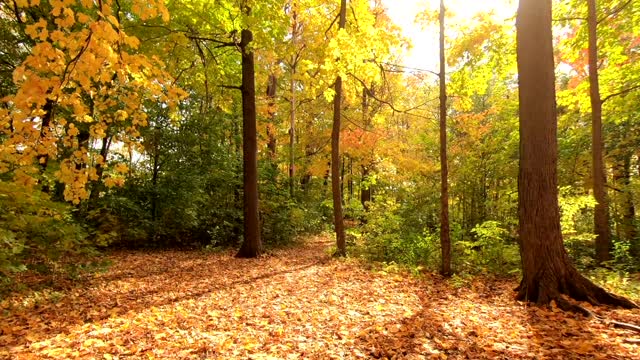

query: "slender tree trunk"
xmin=289 ymin=70 xmax=296 ymax=198
xmin=236 ymin=28 xmax=262 ymax=258
xmin=360 ymin=165 xmax=371 ymax=210
xmin=439 ymin=0 xmax=451 ymax=276
xmin=332 ymin=0 xmax=347 ymax=257
xmin=615 ymin=152 xmax=636 ymax=245
xmin=266 ymin=74 xmax=278 ymax=162
xmin=515 ymin=0 xmax=635 ymax=308
xmin=588 ymin=0 xmax=611 ymax=264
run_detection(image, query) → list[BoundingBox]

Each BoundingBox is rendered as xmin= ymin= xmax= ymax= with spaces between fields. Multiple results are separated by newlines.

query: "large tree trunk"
xmin=587 ymin=0 xmax=611 ymax=264
xmin=515 ymin=0 xmax=636 ymax=308
xmin=439 ymin=0 xmax=451 ymax=276
xmin=236 ymin=28 xmax=262 ymax=258
xmin=332 ymin=0 xmax=347 ymax=257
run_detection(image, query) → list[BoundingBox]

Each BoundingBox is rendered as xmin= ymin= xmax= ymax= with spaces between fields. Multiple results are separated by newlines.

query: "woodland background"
xmin=0 ymin=0 xmax=639 ymax=301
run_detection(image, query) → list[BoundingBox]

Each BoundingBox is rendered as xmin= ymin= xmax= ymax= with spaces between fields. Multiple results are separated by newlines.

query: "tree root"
xmin=554 ymin=296 xmax=640 ymax=337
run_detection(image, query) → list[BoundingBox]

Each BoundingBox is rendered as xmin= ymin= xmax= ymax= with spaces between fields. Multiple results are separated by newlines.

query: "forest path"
xmin=1 ymin=234 xmax=639 ymax=359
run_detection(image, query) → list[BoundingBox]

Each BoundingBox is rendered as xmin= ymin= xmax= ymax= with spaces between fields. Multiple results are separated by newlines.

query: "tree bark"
xmin=515 ymin=0 xmax=636 ymax=308
xmin=332 ymin=0 xmax=347 ymax=257
xmin=439 ymin=0 xmax=451 ymax=276
xmin=236 ymin=28 xmax=262 ymax=258
xmin=587 ymin=0 xmax=611 ymax=264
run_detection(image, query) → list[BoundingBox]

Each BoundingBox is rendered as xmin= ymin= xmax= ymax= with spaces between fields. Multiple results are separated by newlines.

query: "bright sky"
xmin=382 ymin=0 xmax=518 ymax=73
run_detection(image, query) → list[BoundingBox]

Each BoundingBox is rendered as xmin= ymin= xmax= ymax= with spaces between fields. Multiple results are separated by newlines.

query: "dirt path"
xmin=1 ymin=235 xmax=639 ymax=359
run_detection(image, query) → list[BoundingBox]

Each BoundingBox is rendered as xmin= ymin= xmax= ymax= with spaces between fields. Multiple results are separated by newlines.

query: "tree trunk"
xmin=587 ymin=0 xmax=611 ymax=264
xmin=289 ymin=10 xmax=299 ymax=199
xmin=266 ymin=74 xmax=277 ymax=162
xmin=360 ymin=165 xmax=371 ymax=210
xmin=236 ymin=28 xmax=262 ymax=258
xmin=614 ymin=152 xmax=636 ymax=249
xmin=439 ymin=0 xmax=451 ymax=276
xmin=332 ymin=0 xmax=347 ymax=257
xmin=515 ymin=0 xmax=635 ymax=308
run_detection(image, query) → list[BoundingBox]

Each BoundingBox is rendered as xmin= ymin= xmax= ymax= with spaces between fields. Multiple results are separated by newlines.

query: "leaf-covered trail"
xmin=1 ymin=235 xmax=639 ymax=359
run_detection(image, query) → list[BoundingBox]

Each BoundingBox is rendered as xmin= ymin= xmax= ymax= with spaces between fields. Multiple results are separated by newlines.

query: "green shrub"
xmin=458 ymin=220 xmax=520 ymax=274
xmin=0 ymin=182 xmax=92 ymax=280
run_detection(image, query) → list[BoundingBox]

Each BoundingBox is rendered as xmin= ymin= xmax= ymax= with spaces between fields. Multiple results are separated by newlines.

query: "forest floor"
xmin=1 ymin=235 xmax=639 ymax=359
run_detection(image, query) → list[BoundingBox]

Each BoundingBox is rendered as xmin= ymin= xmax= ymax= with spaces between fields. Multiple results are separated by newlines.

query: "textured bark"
xmin=439 ymin=0 xmax=451 ymax=276
xmin=587 ymin=0 xmax=611 ymax=264
xmin=332 ymin=0 xmax=347 ymax=257
xmin=236 ymin=28 xmax=262 ymax=258
xmin=515 ymin=0 xmax=636 ymax=308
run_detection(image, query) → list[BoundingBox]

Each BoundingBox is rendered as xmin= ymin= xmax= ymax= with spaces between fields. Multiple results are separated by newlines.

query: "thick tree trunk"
xmin=587 ymin=0 xmax=611 ymax=264
xmin=331 ymin=0 xmax=347 ymax=257
xmin=515 ymin=0 xmax=636 ymax=308
xmin=236 ymin=28 xmax=262 ymax=258
xmin=439 ymin=0 xmax=451 ymax=276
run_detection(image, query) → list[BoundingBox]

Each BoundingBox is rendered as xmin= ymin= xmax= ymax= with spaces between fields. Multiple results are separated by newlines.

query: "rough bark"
xmin=587 ymin=0 xmax=611 ymax=264
xmin=236 ymin=28 xmax=262 ymax=258
xmin=439 ymin=0 xmax=451 ymax=276
xmin=332 ymin=0 xmax=347 ymax=257
xmin=515 ymin=0 xmax=636 ymax=309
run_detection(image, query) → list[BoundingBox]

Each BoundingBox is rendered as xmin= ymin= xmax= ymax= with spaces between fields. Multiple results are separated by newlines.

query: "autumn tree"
xmin=438 ymin=0 xmax=451 ymax=276
xmin=331 ymin=0 xmax=348 ymax=257
xmin=587 ymin=0 xmax=610 ymax=263
xmin=0 ymin=0 xmax=183 ymax=204
xmin=515 ymin=0 xmax=636 ymax=308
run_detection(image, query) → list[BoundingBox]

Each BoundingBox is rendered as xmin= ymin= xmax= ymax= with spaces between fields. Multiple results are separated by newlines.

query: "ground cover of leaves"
xmin=1 ymin=235 xmax=639 ymax=359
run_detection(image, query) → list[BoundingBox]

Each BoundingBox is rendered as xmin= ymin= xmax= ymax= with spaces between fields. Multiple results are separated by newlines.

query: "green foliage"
xmin=457 ymin=221 xmax=520 ymax=274
xmin=583 ymin=267 xmax=640 ymax=302
xmin=356 ymin=199 xmax=440 ymax=269
xmin=0 ymin=182 xmax=91 ymax=279
xmin=558 ymin=187 xmax=597 ymax=267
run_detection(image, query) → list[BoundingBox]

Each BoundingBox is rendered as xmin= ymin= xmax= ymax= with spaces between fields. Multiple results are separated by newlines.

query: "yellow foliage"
xmin=0 ymin=0 xmax=186 ymax=204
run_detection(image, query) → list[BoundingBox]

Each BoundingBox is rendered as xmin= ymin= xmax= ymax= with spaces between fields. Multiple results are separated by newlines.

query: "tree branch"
xmin=601 ymin=84 xmax=640 ymax=103
xmin=598 ymin=0 xmax=633 ymax=24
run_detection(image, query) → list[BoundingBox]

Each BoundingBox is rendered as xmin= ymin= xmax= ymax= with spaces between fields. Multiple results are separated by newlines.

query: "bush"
xmin=0 ymin=182 xmax=92 ymax=280
xmin=457 ymin=221 xmax=520 ymax=274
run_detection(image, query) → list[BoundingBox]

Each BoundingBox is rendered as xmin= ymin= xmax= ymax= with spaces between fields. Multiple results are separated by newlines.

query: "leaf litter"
xmin=1 ymin=235 xmax=638 ymax=359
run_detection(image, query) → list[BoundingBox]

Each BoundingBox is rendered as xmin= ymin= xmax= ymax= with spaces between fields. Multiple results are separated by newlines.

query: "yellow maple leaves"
xmin=0 ymin=0 xmax=187 ymax=204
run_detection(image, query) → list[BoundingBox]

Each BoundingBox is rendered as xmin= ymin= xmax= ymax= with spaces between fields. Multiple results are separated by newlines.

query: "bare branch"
xmin=601 ymin=83 xmax=640 ymax=103
xmin=598 ymin=0 xmax=633 ymax=24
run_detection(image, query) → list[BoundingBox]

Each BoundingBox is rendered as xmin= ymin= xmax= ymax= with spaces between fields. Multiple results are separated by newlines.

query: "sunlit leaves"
xmin=0 ymin=0 xmax=186 ymax=203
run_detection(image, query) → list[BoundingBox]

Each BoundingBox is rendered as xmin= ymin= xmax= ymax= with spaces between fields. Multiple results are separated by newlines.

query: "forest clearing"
xmin=1 ymin=235 xmax=639 ymax=359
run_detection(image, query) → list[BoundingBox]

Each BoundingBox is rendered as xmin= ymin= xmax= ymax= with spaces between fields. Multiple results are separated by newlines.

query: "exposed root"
xmin=552 ymin=296 xmax=640 ymax=338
